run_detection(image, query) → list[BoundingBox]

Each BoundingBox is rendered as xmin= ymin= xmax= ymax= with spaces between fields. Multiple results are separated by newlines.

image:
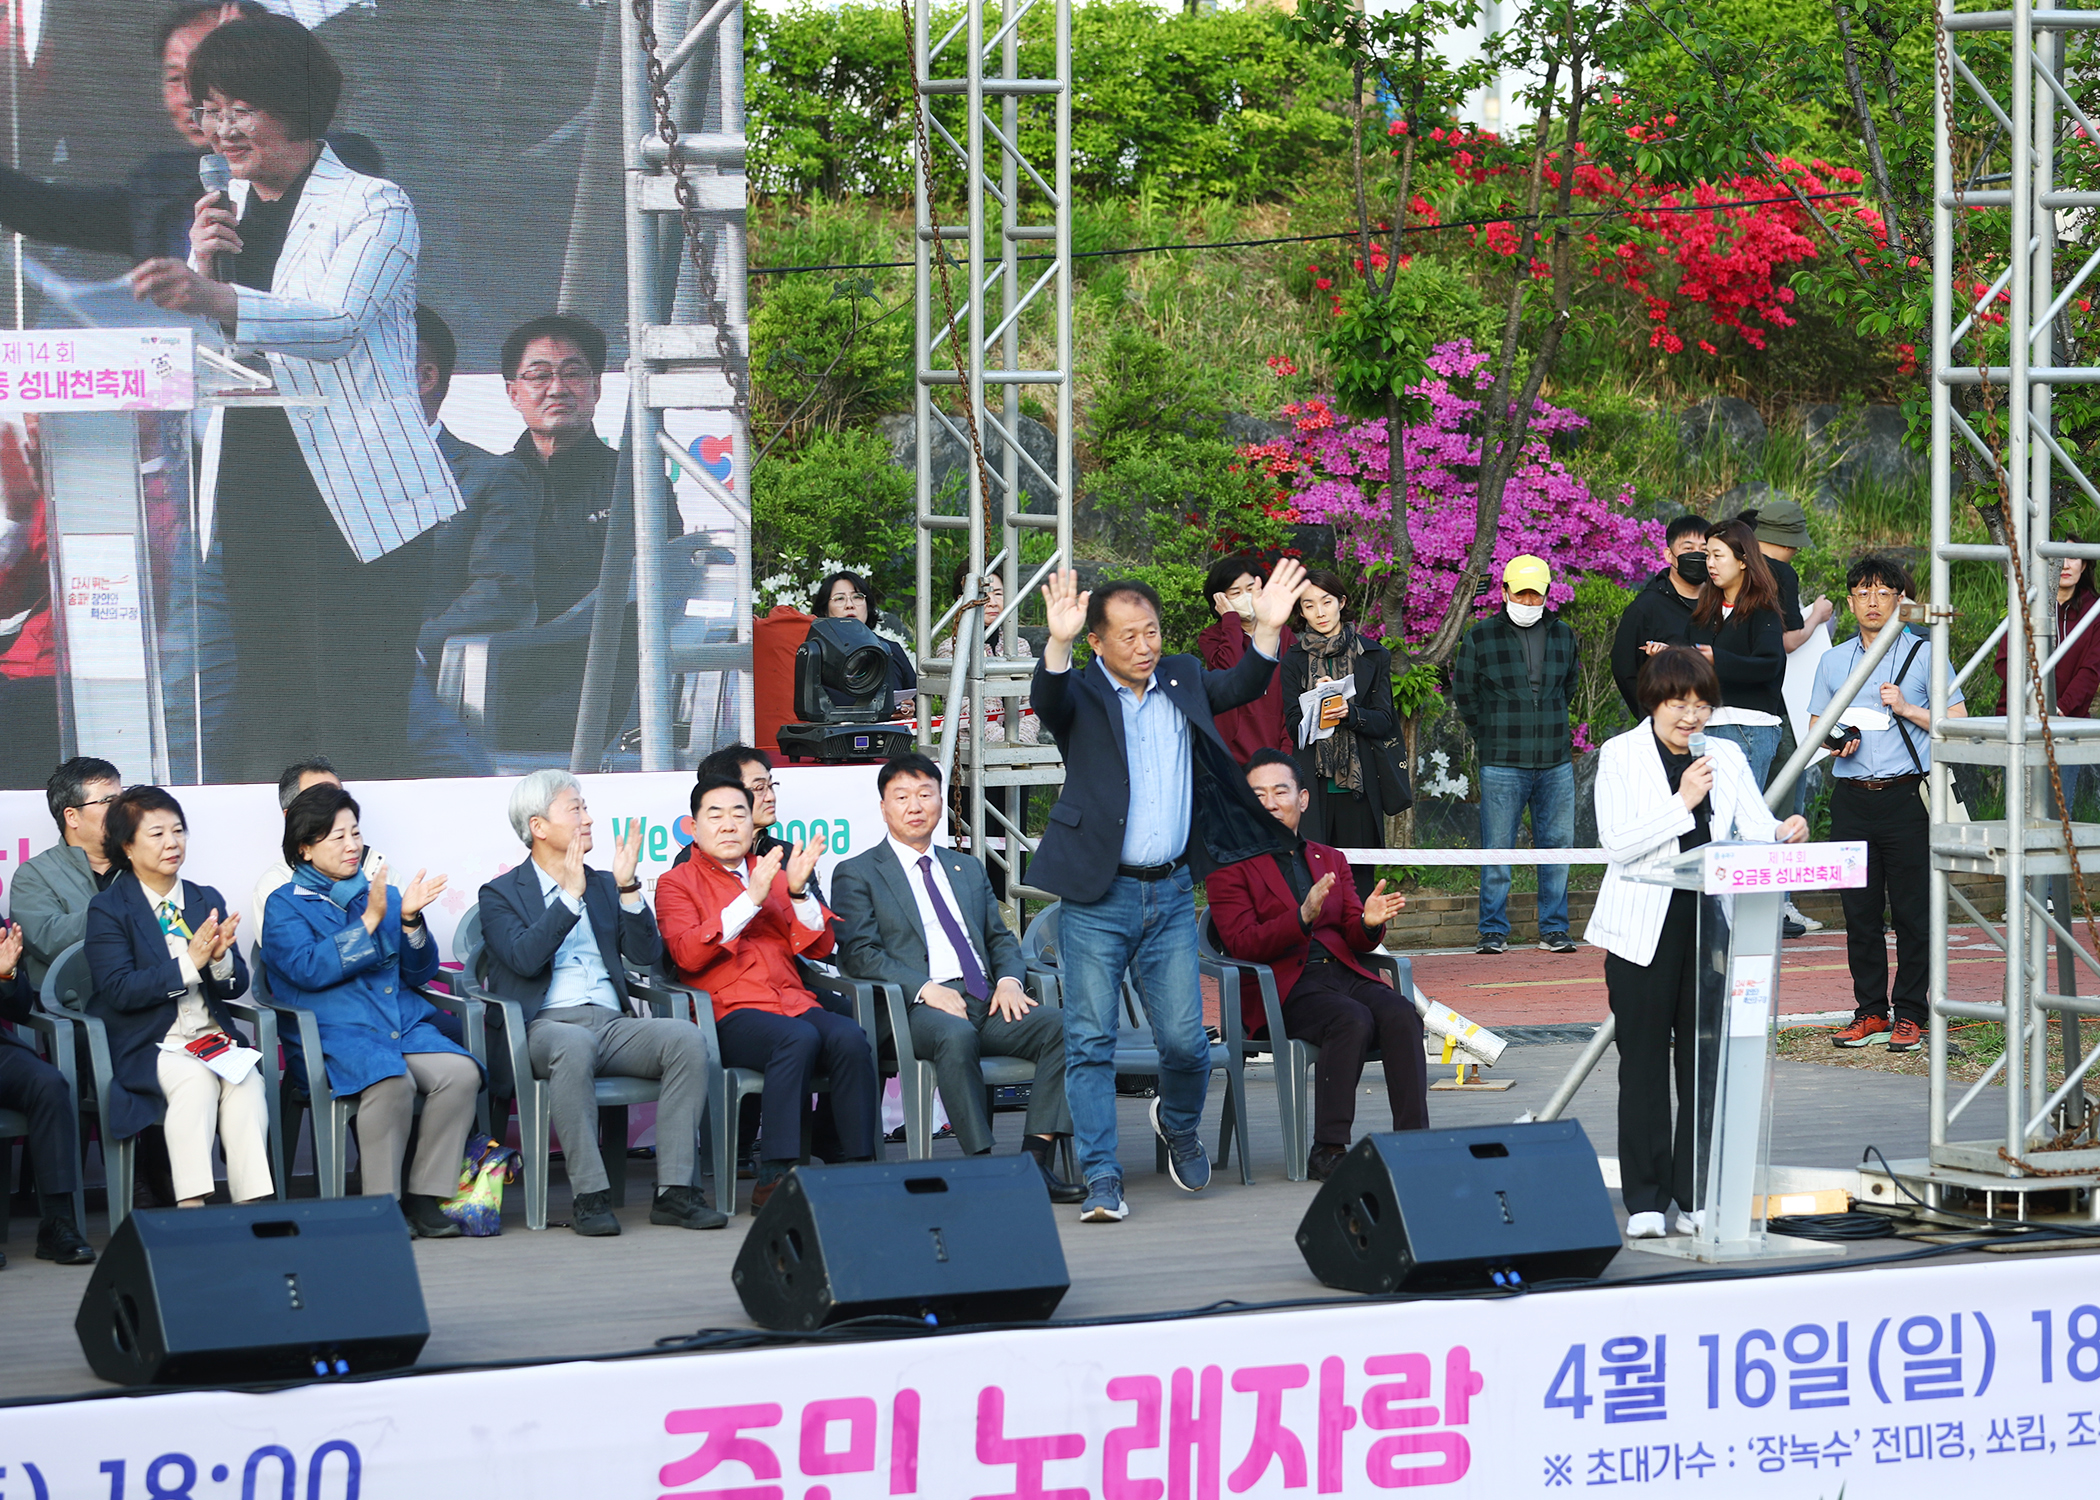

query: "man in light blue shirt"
xmin=1809 ymin=554 xmax=1967 ymax=1053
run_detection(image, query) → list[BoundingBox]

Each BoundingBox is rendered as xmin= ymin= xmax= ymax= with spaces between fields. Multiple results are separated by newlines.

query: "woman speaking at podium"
xmin=127 ymin=13 xmax=461 ymax=782
xmin=1585 ymin=647 xmax=1806 ymax=1240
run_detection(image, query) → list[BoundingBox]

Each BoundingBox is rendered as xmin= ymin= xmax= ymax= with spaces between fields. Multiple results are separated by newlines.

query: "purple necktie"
xmin=919 ymin=854 xmax=988 ymax=1001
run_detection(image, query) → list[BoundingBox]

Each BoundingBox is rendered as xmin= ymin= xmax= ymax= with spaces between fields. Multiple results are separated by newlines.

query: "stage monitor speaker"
xmin=76 ymin=1198 xmax=428 ymax=1386
xmin=733 ymin=1157 xmax=1069 ymax=1331
xmin=1296 ymin=1121 xmax=1621 ymax=1294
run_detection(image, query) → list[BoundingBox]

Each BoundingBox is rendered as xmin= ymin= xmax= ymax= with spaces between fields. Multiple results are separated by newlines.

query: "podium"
xmin=1622 ymin=839 xmax=1868 ymax=1263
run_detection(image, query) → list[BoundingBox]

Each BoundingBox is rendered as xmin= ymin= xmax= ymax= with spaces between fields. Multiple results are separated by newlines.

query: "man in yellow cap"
xmin=1451 ymin=555 xmax=1580 ymax=954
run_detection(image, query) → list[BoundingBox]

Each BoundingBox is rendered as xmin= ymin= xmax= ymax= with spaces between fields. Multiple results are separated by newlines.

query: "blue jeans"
xmin=1707 ymin=723 xmax=1781 ymax=789
xmin=1478 ymin=762 xmax=1575 ymax=940
xmin=1057 ymin=867 xmax=1209 ymax=1186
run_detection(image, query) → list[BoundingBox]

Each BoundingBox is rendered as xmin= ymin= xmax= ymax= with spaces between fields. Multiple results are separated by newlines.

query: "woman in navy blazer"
xmin=85 ymin=786 xmax=270 ymax=1207
xmin=262 ymin=784 xmax=474 ymax=1238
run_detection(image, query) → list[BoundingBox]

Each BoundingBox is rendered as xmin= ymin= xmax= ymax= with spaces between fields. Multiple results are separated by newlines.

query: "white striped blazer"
xmin=1583 ymin=722 xmax=1781 ymax=967
xmin=196 ymin=145 xmax=462 ymax=562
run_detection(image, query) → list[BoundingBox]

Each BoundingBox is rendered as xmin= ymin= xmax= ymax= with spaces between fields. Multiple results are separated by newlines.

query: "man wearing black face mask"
xmin=1612 ymin=515 xmax=1709 ymax=716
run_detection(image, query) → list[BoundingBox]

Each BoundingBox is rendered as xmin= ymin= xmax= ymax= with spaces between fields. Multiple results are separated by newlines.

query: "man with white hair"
xmin=477 ymin=769 xmax=723 ymax=1234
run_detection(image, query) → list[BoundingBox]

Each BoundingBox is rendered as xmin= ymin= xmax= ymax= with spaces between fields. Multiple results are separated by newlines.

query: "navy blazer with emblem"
xmin=84 ymin=872 xmax=250 ymax=1141
xmin=1028 ymin=648 xmax=1287 ymax=903
xmin=476 ymin=861 xmax=662 ymax=1023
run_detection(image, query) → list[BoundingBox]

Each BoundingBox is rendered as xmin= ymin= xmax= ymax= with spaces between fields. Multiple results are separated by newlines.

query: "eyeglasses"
xmin=1849 ymin=586 xmax=1900 ymax=601
xmin=512 ymin=362 xmax=594 ymax=391
xmin=73 ymin=792 xmax=119 ymax=811
xmin=189 ymin=105 xmax=261 ymax=135
xmin=743 ymin=778 xmax=780 ymax=794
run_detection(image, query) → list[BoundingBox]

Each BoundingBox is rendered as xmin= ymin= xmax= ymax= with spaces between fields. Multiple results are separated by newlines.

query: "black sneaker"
xmin=1476 ymin=936 xmax=1507 ymax=955
xmin=400 ymin=1193 xmax=462 ymax=1239
xmin=569 ymin=1189 xmax=621 ymax=1237
xmin=1538 ymin=932 xmax=1579 ymax=954
xmin=1307 ymin=1144 xmax=1347 ymax=1182
xmin=1782 ymin=918 xmax=1807 ymax=940
xmin=36 ymin=1213 xmax=95 ymax=1264
xmin=650 ymin=1184 xmax=729 ymax=1229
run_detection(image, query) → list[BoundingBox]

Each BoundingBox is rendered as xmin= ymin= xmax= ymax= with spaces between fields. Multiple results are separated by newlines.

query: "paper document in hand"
xmin=1297 ymin=675 xmax=1356 ymax=747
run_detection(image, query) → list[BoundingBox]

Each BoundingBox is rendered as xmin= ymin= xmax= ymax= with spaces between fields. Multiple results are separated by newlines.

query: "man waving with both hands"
xmin=1027 ymin=558 xmax=1311 ymax=1223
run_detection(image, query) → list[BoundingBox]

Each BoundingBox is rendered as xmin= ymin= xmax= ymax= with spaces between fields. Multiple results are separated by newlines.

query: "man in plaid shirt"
xmin=1451 ymin=556 xmax=1581 ymax=955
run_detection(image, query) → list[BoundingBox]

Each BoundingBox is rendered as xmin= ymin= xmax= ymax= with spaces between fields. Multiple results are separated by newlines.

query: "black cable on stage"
xmin=1860 ymin=1142 xmax=2100 ymax=1239
xmin=748 ymin=186 xmax=1884 ymax=278
xmin=1769 ymin=1211 xmax=1897 ymax=1241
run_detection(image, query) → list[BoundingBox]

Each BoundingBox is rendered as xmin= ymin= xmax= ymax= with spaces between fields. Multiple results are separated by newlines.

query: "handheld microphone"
xmin=198 ymin=153 xmax=235 ymax=283
xmin=1687 ymin=731 xmax=1709 ymax=759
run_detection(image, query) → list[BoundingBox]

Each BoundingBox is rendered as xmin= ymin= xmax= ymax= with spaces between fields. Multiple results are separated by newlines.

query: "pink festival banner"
xmin=1 ymin=1255 xmax=2094 ymax=1496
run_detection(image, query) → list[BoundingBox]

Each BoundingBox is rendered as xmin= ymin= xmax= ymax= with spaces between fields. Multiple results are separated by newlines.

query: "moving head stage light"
xmin=777 ymin=617 xmax=917 ymax=763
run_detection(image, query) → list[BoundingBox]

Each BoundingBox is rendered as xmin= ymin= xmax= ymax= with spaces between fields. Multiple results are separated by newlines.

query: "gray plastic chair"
xmin=1020 ymin=904 xmax=1251 ymax=1184
xmin=41 ymin=940 xmax=284 ymax=1230
xmin=1196 ymin=911 xmax=1413 ymax=1181
xmin=453 ymin=904 xmax=666 ymax=1230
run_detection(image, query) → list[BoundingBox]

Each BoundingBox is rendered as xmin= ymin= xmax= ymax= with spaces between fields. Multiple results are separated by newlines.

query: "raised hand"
xmin=0 ymin=921 xmax=23 ymax=979
xmin=786 ymin=823 xmax=826 ymax=895
xmin=187 ymin=910 xmax=222 ymax=970
xmin=401 ymin=870 xmax=448 ymax=920
xmin=558 ymin=834 xmax=587 ymax=899
xmin=613 ymin=817 xmax=644 ymax=892
xmin=212 ymin=910 xmax=242 ymax=961
xmin=1361 ymin=880 xmax=1407 ymax=928
xmin=746 ymin=845 xmax=786 ymax=909
xmin=362 ymin=858 xmax=390 ymax=934
xmin=1251 ymin=557 xmax=1309 ymax=654
xmin=1040 ymin=568 xmax=1090 ymax=670
xmin=1300 ymin=871 xmax=1336 ymax=928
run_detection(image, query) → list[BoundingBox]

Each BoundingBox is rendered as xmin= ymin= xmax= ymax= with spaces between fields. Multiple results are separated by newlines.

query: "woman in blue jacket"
xmin=262 ymin=783 xmax=475 ymax=1238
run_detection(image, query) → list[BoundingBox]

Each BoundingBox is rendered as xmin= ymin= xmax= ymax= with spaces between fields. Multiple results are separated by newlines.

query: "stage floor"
xmin=4 ymin=1040 xmax=2089 ymax=1405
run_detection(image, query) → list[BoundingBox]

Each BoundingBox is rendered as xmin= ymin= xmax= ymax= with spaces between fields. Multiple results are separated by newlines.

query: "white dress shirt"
xmin=888 ymin=836 xmax=984 ymax=1003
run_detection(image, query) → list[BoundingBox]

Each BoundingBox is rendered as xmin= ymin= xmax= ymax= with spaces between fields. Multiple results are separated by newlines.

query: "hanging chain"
xmin=1941 ymin=8 xmax=2099 ymax=1138
xmin=898 ymin=0 xmax=1004 ymax=563
xmin=631 ymin=0 xmax=745 ymax=413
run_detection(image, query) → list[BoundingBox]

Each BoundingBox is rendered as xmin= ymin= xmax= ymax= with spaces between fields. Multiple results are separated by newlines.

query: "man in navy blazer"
xmin=832 ymin=754 xmax=1082 ymax=1202
xmin=1029 ymin=560 xmax=1306 ymax=1222
xmin=0 ymin=921 xmax=92 ymax=1264
xmin=477 ymin=769 xmax=721 ymax=1234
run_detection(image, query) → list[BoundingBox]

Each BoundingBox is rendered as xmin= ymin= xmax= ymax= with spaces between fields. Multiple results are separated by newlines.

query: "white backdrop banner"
xmin=3 ymin=1255 xmax=2098 ymax=1494
xmin=0 ymin=766 xmax=883 ymax=960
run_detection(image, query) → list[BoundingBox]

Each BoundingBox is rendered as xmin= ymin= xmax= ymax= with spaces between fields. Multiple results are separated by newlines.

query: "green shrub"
xmin=748 ymin=277 xmax=909 ymax=449
xmin=751 ymin=428 xmax=916 ymax=605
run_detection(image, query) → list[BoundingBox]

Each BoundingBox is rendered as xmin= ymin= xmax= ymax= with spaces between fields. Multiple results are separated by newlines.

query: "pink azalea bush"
xmin=1242 ymin=340 xmax=1664 ymax=644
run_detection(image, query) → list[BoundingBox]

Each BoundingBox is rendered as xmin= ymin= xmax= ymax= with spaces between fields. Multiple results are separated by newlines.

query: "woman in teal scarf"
xmin=261 ymin=783 xmax=478 ymax=1238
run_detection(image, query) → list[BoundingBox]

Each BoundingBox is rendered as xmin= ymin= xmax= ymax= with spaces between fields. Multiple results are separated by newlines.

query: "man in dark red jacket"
xmin=1198 ymin=555 xmax=1295 ymax=764
xmin=1205 ymin=749 xmax=1426 ymax=1180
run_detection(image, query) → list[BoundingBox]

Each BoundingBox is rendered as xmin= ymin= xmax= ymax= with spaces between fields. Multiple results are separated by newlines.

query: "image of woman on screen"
xmin=127 ymin=13 xmax=461 ymax=782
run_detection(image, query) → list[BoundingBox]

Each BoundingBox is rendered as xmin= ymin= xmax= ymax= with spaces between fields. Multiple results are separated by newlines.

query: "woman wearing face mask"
xmin=1586 ymin=648 xmax=1807 ymax=1239
xmin=1685 ymin=519 xmax=1788 ymax=787
xmin=1282 ymin=569 xmax=1402 ymax=899
xmin=810 ymin=569 xmax=918 ymax=714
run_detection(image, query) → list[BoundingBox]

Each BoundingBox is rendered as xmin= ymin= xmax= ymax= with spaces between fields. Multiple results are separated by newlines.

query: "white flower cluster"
xmin=1421 ymin=748 xmax=1469 ymax=800
xmin=754 ymin=557 xmax=875 ymax=615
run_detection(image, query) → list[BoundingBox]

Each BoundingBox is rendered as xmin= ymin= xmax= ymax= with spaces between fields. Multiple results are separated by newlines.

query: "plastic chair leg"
xmin=1227 ymin=1062 xmax=1253 ymax=1186
xmin=110 ymin=1138 xmax=134 ymax=1234
xmin=523 ymin=1088 xmax=551 ymax=1231
xmin=709 ymin=1083 xmax=736 ymax=1217
xmin=906 ymin=1064 xmax=934 ymax=1160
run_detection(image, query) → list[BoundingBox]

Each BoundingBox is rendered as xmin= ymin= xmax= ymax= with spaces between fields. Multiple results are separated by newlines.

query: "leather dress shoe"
xmin=569 ymin=1189 xmax=621 ymax=1236
xmin=400 ymin=1193 xmax=462 ymax=1240
xmin=37 ymin=1213 xmax=95 ymax=1265
xmin=650 ymin=1184 xmax=729 ymax=1229
xmin=1307 ymin=1144 xmax=1347 ymax=1182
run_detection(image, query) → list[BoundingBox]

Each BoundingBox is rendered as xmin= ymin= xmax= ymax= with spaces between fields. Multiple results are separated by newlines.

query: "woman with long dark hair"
xmin=1687 ymin=518 xmax=1787 ymax=787
xmin=1282 ymin=569 xmax=1401 ymax=899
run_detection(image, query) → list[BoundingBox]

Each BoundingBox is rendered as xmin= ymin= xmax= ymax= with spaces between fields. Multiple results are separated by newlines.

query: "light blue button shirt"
xmin=1114 ymin=669 xmax=1193 ymax=866
xmin=534 ymin=863 xmax=621 ymax=1011
xmin=1809 ymin=626 xmax=1963 ymax=780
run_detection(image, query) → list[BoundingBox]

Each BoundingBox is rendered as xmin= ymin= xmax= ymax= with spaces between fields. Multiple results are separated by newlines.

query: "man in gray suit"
xmin=13 ymin=757 xmax=123 ymax=989
xmin=476 ymin=769 xmax=722 ymax=1236
xmin=832 ymin=754 xmax=1082 ymax=1202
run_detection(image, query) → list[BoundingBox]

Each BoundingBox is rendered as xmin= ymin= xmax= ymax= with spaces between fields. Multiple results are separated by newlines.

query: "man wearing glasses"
xmin=501 ymin=314 xmax=619 ymax=627
xmin=1809 ymin=555 xmax=1967 ymax=1052
xmin=13 ymin=758 xmax=124 ymax=989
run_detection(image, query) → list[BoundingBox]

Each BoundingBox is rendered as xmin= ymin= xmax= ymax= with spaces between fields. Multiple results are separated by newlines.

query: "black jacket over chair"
xmin=1028 ymin=649 xmax=1285 ymax=903
xmin=84 ymin=873 xmax=249 ymax=1141
xmin=476 ymin=862 xmax=664 ymax=1023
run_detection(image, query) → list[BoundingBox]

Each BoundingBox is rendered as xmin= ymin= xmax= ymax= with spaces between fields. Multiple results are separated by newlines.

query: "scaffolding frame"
xmin=912 ymin=0 xmax=1075 ymax=902
xmin=1924 ymin=0 xmax=2100 ymax=1195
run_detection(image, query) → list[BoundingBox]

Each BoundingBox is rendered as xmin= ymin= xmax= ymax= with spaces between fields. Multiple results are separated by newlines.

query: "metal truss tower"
xmin=1925 ymin=0 xmax=2100 ymax=1207
xmin=911 ymin=0 xmax=1075 ymax=901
